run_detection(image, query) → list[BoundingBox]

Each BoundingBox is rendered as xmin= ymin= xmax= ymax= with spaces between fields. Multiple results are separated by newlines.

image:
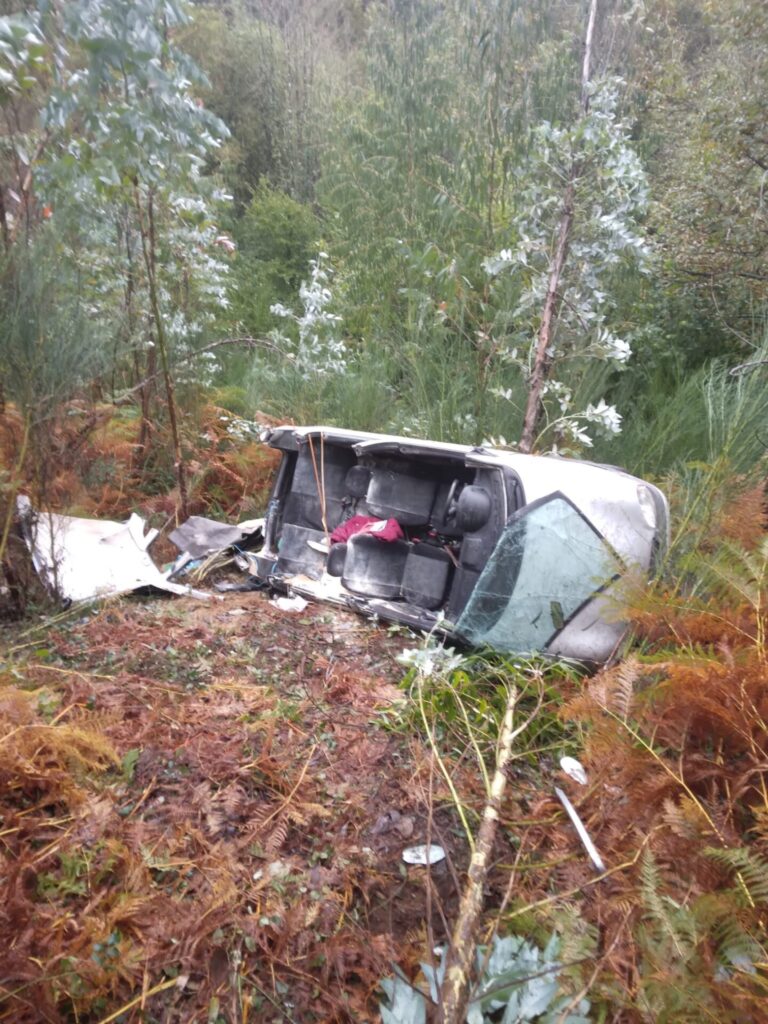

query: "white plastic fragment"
xmin=402 ymin=844 xmax=446 ymax=866
xmin=16 ymin=496 xmax=208 ymax=603
xmin=271 ymin=595 xmax=309 ymax=613
xmin=306 ymin=539 xmax=330 ymax=554
xmin=559 ymin=756 xmax=588 ymax=786
xmin=554 ymin=786 xmax=605 ymax=873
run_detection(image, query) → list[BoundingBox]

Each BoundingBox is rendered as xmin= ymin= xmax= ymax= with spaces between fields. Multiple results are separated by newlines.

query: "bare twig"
xmin=729 ymin=358 xmax=768 ymax=377
xmin=440 ymin=685 xmax=523 ymax=1024
xmin=113 ymin=335 xmax=288 ymax=404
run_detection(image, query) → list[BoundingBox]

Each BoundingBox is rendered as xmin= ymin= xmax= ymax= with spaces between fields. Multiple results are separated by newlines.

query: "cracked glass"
xmin=456 ymin=493 xmax=621 ymax=653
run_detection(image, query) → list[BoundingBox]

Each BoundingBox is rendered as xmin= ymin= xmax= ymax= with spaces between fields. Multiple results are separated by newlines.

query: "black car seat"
xmin=401 ymin=543 xmax=454 ymax=609
xmin=340 ymin=533 xmax=409 ymax=600
xmin=365 ymin=464 xmax=436 ymax=526
xmin=282 ymin=443 xmax=353 ymax=531
xmin=340 ymin=465 xmax=371 ymax=521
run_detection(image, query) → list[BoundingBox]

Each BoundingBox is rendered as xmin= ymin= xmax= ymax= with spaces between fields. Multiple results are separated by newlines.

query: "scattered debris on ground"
xmin=16 ymin=497 xmax=212 ymax=603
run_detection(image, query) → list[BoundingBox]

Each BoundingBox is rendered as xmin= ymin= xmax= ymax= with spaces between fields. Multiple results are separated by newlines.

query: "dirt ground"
xmin=0 ymin=589 xmax=494 ymax=1023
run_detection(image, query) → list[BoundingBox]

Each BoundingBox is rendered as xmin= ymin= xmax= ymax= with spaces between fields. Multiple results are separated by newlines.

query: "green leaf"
xmin=379 ymin=972 xmax=426 ymax=1024
xmin=122 ymin=748 xmax=140 ymax=781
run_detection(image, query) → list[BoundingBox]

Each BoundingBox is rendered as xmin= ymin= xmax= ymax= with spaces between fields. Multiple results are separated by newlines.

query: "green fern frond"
xmin=712 ymin=914 xmax=764 ymax=976
xmin=704 ymin=846 xmax=768 ymax=906
xmin=639 ymin=851 xmax=698 ymax=961
xmin=701 ymin=537 xmax=768 ymax=611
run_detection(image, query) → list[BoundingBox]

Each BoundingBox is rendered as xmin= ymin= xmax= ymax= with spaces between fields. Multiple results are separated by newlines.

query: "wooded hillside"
xmin=1 ymin=2 xmax=767 ymax=1022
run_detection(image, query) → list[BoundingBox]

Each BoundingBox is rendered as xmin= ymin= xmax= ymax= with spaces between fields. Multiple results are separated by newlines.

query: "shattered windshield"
xmin=456 ymin=493 xmax=621 ymax=653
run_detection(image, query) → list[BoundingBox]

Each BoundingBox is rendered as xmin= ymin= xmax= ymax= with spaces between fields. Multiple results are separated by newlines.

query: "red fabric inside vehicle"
xmin=330 ymin=515 xmax=404 ymax=544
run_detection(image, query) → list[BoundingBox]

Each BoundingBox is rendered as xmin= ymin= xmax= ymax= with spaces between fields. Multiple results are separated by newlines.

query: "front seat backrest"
xmin=366 ymin=466 xmax=436 ymax=526
xmin=455 ymin=485 xmax=492 ymax=533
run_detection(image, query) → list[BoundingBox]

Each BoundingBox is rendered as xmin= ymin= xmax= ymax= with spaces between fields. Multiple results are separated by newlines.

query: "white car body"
xmin=253 ymin=426 xmax=669 ymax=664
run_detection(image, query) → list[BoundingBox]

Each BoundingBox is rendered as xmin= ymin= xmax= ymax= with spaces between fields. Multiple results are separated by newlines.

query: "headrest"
xmin=327 ymin=543 xmax=347 ymax=577
xmin=456 ymin=486 xmax=491 ymax=533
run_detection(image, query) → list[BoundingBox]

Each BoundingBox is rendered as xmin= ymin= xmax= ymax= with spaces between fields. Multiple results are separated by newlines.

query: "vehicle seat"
xmin=430 ymin=480 xmax=465 ymax=538
xmin=283 ymin=444 xmax=352 ymax=531
xmin=365 ymin=466 xmax=436 ymax=526
xmin=341 ymin=533 xmax=409 ymax=600
xmin=276 ymin=523 xmax=328 ymax=578
xmin=455 ymin=486 xmax=492 ymax=533
xmin=340 ymin=465 xmax=371 ymax=521
xmin=401 ymin=543 xmax=453 ymax=609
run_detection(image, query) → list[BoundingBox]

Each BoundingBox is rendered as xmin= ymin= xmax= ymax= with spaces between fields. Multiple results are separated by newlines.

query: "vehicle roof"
xmin=265 ymin=424 xmax=474 ymax=456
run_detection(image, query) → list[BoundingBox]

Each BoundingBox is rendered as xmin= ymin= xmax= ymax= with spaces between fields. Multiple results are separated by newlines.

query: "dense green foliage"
xmin=3 ymin=0 xmax=766 ymax=467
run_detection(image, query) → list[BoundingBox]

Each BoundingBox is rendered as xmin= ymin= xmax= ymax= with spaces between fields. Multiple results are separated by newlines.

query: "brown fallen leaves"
xmin=0 ymin=596 xmax=454 ymax=1023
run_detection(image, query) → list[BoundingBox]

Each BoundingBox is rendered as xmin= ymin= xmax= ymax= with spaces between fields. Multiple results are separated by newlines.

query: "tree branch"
xmin=112 ymin=335 xmax=288 ymax=404
xmin=439 ymin=685 xmax=544 ymax=1023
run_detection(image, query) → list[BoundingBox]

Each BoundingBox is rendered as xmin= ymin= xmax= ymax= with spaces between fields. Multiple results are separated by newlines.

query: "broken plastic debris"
xmin=306 ymin=539 xmax=330 ymax=554
xmin=236 ymin=550 xmax=267 ymax=576
xmin=559 ymin=756 xmax=588 ymax=785
xmin=16 ymin=496 xmax=208 ymax=603
xmin=554 ymin=786 xmax=605 ymax=873
xmin=213 ymin=579 xmax=265 ymax=593
xmin=402 ymin=844 xmax=446 ymax=866
xmin=271 ymin=595 xmax=309 ymax=613
xmin=168 ymin=515 xmax=264 ymax=559
xmin=267 ymin=859 xmax=291 ymax=879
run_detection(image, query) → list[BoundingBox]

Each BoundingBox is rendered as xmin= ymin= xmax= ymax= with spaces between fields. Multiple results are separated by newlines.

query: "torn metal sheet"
xmin=168 ymin=515 xmax=264 ymax=559
xmin=17 ymin=496 xmax=207 ymax=603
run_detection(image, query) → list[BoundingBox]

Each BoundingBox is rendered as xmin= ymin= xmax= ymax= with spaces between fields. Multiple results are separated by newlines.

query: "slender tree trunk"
xmin=439 ymin=687 xmax=519 ymax=1024
xmin=519 ymin=0 xmax=599 ymax=453
xmin=136 ymin=335 xmax=157 ymax=466
xmin=134 ymin=184 xmax=189 ymax=521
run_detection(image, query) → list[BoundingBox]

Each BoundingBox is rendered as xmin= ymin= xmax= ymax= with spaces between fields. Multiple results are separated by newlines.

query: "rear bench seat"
xmin=340 ymin=534 xmax=453 ymax=609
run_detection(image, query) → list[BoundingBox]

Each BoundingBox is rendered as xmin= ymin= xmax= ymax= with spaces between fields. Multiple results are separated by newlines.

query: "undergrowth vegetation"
xmin=384 ymin=458 xmax=768 ymax=1021
xmin=0 ymin=600 xmax=416 ymax=1022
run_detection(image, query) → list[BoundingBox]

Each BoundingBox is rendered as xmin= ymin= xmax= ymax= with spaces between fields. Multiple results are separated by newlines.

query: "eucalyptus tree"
xmin=319 ymin=0 xmax=637 ymax=443
xmin=483 ymin=0 xmax=649 ymax=453
xmin=1 ymin=0 xmax=231 ymax=517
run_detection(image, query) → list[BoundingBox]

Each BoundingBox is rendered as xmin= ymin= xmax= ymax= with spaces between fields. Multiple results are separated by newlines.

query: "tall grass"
xmin=593 ymin=344 xmax=768 ymax=478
